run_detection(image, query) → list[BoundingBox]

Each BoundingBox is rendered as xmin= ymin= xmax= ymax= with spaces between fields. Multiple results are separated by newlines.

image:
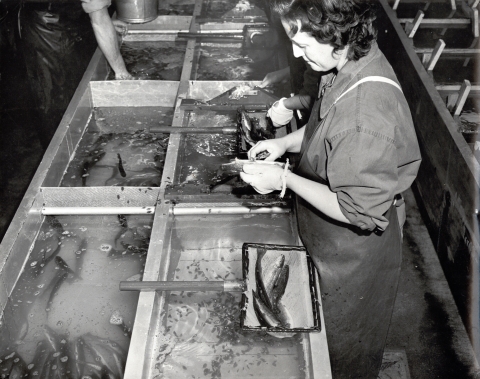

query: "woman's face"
xmin=282 ymin=19 xmax=348 ymax=72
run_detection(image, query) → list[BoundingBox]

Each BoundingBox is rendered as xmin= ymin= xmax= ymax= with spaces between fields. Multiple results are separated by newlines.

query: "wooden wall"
xmin=377 ymin=0 xmax=479 ymax=358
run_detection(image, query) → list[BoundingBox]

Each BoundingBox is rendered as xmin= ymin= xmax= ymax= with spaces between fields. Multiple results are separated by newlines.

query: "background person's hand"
xmin=267 ymin=98 xmax=294 ymax=127
xmin=115 ymin=71 xmax=135 ymax=80
xmin=112 ymin=19 xmax=129 ymax=37
xmin=258 ymin=67 xmax=290 ymax=88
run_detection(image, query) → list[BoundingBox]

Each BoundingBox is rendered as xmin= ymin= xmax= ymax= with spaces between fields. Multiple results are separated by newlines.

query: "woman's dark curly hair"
xmin=270 ymin=0 xmax=377 ymax=61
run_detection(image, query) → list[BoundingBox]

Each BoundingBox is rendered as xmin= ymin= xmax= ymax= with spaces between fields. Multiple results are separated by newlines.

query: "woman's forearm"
xmin=280 ymin=126 xmax=305 ymax=153
xmin=286 ymin=172 xmax=350 ymax=224
xmin=282 ymin=95 xmax=313 ymax=111
xmin=89 ymin=8 xmax=130 ymax=78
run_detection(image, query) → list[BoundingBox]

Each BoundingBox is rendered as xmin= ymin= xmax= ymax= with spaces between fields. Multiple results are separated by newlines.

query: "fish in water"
xmin=117 ymin=214 xmax=128 ymax=229
xmin=0 ymin=352 xmax=28 ymax=378
xmin=238 ymin=107 xmax=256 ymax=147
xmin=47 ymin=215 xmax=64 ymax=234
xmin=252 ymin=289 xmax=282 ymax=328
xmin=81 ymin=149 xmax=106 ymax=187
xmin=46 ymin=271 xmax=69 ymax=311
xmin=79 ymin=333 xmax=127 ymax=378
xmin=117 ymin=153 xmax=127 ymax=177
xmin=54 ymin=256 xmax=78 ymax=280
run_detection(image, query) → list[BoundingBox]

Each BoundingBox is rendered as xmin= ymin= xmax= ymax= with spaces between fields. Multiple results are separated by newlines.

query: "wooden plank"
xmin=470 ymin=0 xmax=480 ymax=8
xmin=405 ymin=10 xmax=425 ymax=37
xmin=460 ymin=0 xmax=480 ymax=37
xmin=453 ymin=80 xmax=472 ymax=116
xmin=398 ymin=17 xmax=471 ymax=28
xmin=378 ymin=1 xmax=480 ymax=360
xmin=425 ymin=39 xmax=446 ymax=70
xmin=436 ymin=84 xmax=480 ymax=97
xmin=415 ymin=47 xmax=480 ymax=57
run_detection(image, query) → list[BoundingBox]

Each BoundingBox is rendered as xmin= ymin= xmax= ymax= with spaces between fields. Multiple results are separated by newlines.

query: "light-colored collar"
xmin=319 ymin=42 xmax=381 ymax=120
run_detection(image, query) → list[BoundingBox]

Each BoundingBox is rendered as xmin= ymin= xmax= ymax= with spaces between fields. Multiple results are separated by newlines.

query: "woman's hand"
xmin=240 ymin=162 xmax=285 ymax=194
xmin=248 ymin=126 xmax=305 ymax=160
xmin=258 ymin=67 xmax=290 ymax=88
xmin=248 ymin=139 xmax=287 ymax=161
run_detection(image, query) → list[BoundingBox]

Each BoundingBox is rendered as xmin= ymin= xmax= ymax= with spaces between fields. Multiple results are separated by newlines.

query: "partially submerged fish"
xmin=54 ymin=256 xmax=79 ymax=280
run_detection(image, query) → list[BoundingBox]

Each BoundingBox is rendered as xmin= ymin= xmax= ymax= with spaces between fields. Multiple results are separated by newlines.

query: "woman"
xmin=240 ymin=0 xmax=421 ymax=378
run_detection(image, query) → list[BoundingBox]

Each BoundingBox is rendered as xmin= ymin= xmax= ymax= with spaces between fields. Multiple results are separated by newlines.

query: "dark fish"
xmin=81 ymin=161 xmax=90 ymax=187
xmin=117 ymin=153 xmax=127 ymax=177
xmin=54 ymin=256 xmax=78 ymax=279
xmin=70 ymin=337 xmax=86 ymax=378
xmin=37 ymin=327 xmax=70 ymax=379
xmin=0 ymin=352 xmax=28 ymax=379
xmin=45 ymin=271 xmax=69 ymax=310
xmin=252 ymin=290 xmax=282 ymax=328
xmin=28 ymin=340 xmax=52 ymax=379
xmin=81 ymin=333 xmax=126 ymax=378
xmin=47 ymin=215 xmax=64 ymax=234
xmin=117 ymin=214 xmax=128 ymax=229
xmin=119 ymin=242 xmax=148 ymax=256
xmin=81 ymin=149 xmax=106 ymax=187
xmin=270 ymin=265 xmax=289 ymax=314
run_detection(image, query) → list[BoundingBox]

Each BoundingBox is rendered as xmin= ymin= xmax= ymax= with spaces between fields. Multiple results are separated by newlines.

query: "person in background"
xmin=240 ymin=0 xmax=421 ymax=378
xmin=82 ymin=0 xmax=133 ymax=79
xmin=260 ymin=63 xmax=319 ymax=127
xmin=259 ymin=3 xmax=321 ymax=127
xmin=20 ymin=0 xmax=132 ymax=148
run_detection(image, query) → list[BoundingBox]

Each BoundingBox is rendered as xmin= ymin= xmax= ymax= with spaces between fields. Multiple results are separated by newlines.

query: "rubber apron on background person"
xmin=20 ymin=1 xmax=97 ymax=148
xmin=295 ymin=78 xmax=403 ymax=379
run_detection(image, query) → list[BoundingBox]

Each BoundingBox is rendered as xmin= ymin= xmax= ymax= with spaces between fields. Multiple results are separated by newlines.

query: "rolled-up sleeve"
xmin=327 ymin=107 xmax=399 ymax=231
xmin=81 ymin=0 xmax=111 ymax=13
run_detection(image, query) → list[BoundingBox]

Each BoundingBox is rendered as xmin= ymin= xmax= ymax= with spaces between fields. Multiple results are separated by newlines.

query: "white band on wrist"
xmin=280 ymin=159 xmax=290 ymax=198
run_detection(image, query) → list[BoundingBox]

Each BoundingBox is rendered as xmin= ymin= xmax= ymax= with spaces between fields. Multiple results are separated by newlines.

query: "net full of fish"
xmin=240 ymin=243 xmax=322 ymax=333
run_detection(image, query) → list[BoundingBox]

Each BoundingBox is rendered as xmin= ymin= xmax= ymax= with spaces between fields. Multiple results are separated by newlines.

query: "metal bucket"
xmin=115 ymin=0 xmax=158 ymax=24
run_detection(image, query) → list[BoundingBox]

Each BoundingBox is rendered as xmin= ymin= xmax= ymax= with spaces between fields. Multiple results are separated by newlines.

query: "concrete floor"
xmin=1 ymin=14 xmax=480 ymax=379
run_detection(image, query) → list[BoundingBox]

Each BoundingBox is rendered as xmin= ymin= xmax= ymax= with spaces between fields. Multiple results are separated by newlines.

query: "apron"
xmin=296 ymin=83 xmax=403 ymax=379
